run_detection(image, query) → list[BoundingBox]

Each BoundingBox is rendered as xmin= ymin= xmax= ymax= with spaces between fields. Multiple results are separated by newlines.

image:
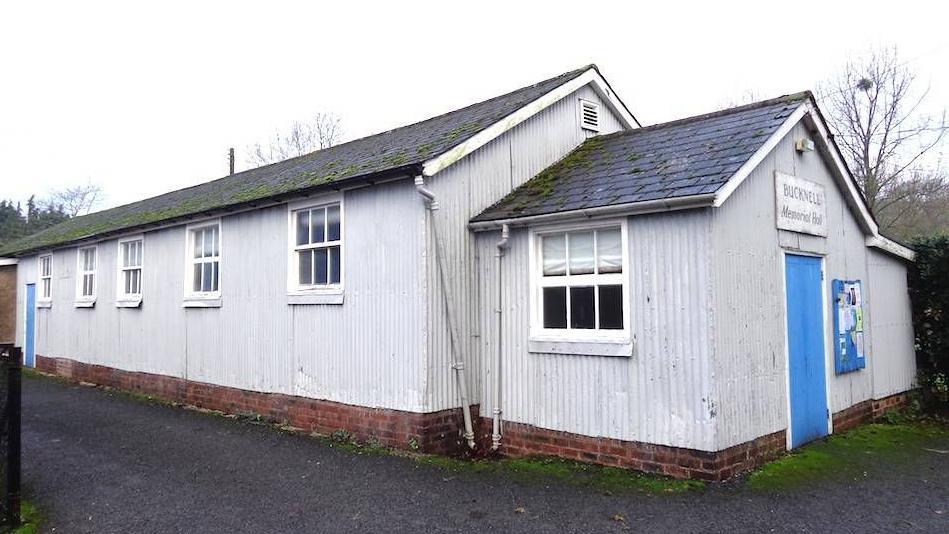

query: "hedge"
xmin=908 ymin=235 xmax=949 ymax=379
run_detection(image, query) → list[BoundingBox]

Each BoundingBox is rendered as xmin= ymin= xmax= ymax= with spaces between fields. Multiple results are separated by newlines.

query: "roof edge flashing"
xmin=423 ymin=68 xmax=637 ymax=177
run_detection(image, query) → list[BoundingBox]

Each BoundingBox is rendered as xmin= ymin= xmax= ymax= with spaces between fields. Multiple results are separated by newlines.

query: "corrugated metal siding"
xmin=14 ymin=256 xmax=36 ymax=349
xmin=709 ymin=132 xmax=794 ymax=449
xmin=477 ymin=210 xmax=716 ymax=450
xmin=710 ymin=122 xmax=911 ymax=450
xmin=290 ymin=181 xmax=426 ymax=410
xmin=866 ymin=250 xmax=916 ymax=397
xmin=18 ymin=178 xmax=428 ymax=412
xmin=423 ymin=84 xmax=627 ymax=412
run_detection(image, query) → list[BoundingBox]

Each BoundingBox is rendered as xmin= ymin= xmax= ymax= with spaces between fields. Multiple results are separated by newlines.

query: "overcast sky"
xmin=2 ymin=1 xmax=947 ymax=211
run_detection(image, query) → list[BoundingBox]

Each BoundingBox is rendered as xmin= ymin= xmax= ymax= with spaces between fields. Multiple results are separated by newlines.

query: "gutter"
xmin=414 ymin=175 xmax=476 ymax=449
xmin=468 ymin=193 xmax=717 ymax=231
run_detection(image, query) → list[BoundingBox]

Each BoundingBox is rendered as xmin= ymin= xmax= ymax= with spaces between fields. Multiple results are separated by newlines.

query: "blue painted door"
xmin=25 ymin=283 xmax=36 ymax=368
xmin=785 ymin=255 xmax=828 ymax=448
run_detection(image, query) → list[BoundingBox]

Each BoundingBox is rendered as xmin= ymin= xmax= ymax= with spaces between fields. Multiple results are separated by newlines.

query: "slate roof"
xmin=472 ymin=92 xmax=811 ymax=223
xmin=1 ymin=66 xmax=594 ymax=256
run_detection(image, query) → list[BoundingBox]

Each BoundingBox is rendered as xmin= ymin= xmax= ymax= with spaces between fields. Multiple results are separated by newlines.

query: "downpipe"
xmin=415 ymin=176 xmax=476 ymax=449
xmin=491 ymin=224 xmax=509 ymax=450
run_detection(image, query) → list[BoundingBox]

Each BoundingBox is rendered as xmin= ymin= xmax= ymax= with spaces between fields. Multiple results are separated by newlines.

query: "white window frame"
xmin=528 ymin=219 xmax=632 ymax=356
xmin=286 ymin=194 xmax=344 ymax=305
xmin=74 ymin=245 xmax=98 ymax=307
xmin=37 ymin=254 xmax=53 ymax=307
xmin=116 ymin=235 xmax=144 ymax=307
xmin=183 ymin=219 xmax=222 ymax=307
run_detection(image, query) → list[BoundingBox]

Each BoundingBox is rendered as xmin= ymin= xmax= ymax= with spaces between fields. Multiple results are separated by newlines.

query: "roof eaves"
xmin=0 ymin=163 xmax=423 ymax=257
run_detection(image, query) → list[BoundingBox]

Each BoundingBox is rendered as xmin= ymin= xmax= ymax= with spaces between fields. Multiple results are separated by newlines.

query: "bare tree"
xmin=246 ymin=112 xmax=342 ymax=167
xmin=44 ymin=181 xmax=104 ymax=216
xmin=820 ymin=47 xmax=947 ymax=235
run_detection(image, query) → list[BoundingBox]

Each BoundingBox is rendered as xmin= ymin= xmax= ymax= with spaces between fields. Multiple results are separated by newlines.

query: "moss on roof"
xmin=473 ymin=92 xmax=811 ymax=222
xmin=1 ymin=66 xmax=595 ymax=256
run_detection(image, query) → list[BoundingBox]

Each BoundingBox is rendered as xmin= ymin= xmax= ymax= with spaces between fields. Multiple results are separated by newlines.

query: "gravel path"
xmin=22 ymin=374 xmax=949 ymax=533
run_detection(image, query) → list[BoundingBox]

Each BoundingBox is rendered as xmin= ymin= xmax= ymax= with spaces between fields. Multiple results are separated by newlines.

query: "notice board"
xmin=832 ymin=279 xmax=866 ymax=374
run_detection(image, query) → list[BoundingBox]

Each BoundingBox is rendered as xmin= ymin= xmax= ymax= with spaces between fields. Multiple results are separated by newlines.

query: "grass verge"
xmin=8 ymin=501 xmax=43 ymax=534
xmin=748 ymin=420 xmax=949 ymax=491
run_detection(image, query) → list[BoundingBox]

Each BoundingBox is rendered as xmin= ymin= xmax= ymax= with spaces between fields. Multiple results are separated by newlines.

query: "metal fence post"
xmin=0 ymin=344 xmax=21 ymax=528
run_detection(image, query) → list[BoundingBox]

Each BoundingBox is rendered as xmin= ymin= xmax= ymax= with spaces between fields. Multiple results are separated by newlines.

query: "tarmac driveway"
xmin=22 ymin=374 xmax=949 ymax=533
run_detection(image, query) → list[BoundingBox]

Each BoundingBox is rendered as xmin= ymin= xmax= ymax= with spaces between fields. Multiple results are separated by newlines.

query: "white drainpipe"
xmin=491 ymin=224 xmax=510 ymax=450
xmin=414 ymin=176 xmax=476 ymax=449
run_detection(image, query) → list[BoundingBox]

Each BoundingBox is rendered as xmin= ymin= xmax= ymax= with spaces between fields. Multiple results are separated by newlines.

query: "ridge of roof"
xmin=1 ymin=65 xmax=596 ymax=257
xmin=631 ymin=90 xmax=812 ymax=135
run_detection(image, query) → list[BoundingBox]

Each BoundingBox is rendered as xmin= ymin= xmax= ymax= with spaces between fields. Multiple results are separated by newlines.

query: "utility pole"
xmin=228 ymin=148 xmax=235 ymax=175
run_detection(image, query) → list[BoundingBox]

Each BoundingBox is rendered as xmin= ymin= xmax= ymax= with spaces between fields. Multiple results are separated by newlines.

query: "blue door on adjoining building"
xmin=25 ymin=283 xmax=36 ymax=368
xmin=785 ymin=254 xmax=828 ymax=448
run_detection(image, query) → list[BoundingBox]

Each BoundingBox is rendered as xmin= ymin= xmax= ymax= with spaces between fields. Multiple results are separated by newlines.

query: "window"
xmin=186 ymin=222 xmax=221 ymax=299
xmin=579 ymin=98 xmax=600 ymax=132
xmin=530 ymin=221 xmax=630 ymax=355
xmin=288 ymin=198 xmax=343 ymax=300
xmin=75 ymin=246 xmax=97 ymax=305
xmin=38 ymin=254 xmax=52 ymax=302
xmin=117 ymin=237 xmax=143 ymax=304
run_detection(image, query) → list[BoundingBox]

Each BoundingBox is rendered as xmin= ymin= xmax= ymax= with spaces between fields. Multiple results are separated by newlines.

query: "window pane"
xmin=211 ymin=261 xmax=219 ymax=292
xmin=211 ymin=226 xmax=219 ymax=256
xmin=83 ymin=274 xmax=94 ymax=296
xmin=193 ymin=264 xmax=202 ymax=292
xmin=135 ymin=241 xmax=142 ymax=266
xmin=42 ymin=279 xmax=50 ymax=298
xmin=204 ymin=229 xmax=214 ymax=258
xmin=570 ymin=286 xmax=595 ymax=329
xmin=599 ymin=285 xmax=624 ymax=329
xmin=124 ymin=271 xmax=131 ymax=294
xmin=329 ymin=246 xmax=341 ymax=284
xmin=122 ymin=243 xmax=130 ymax=267
xmin=89 ymin=250 xmax=96 ymax=270
xmin=314 ymin=248 xmax=328 ymax=284
xmin=542 ymin=287 xmax=567 ymax=328
xmin=193 ymin=230 xmax=203 ymax=258
xmin=542 ymin=234 xmax=566 ymax=276
xmin=133 ymin=269 xmax=142 ymax=294
xmin=597 ymin=228 xmax=622 ymax=274
xmin=327 ymin=205 xmax=340 ymax=241
xmin=568 ymin=232 xmax=594 ymax=274
xmin=202 ymin=262 xmax=213 ymax=292
xmin=298 ymin=250 xmax=313 ymax=285
xmin=296 ymin=210 xmax=310 ymax=246
xmin=311 ymin=208 xmax=326 ymax=244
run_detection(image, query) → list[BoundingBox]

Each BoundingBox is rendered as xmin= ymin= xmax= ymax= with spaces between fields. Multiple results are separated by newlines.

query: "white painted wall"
xmin=424 ymin=84 xmax=626 ymax=412
xmin=866 ymin=249 xmax=916 ymax=398
xmin=17 ymin=179 xmax=430 ymax=412
xmin=708 ymin=120 xmax=916 ymax=450
xmin=476 ymin=209 xmax=717 ymax=451
xmin=14 ymin=82 xmax=624 ymax=418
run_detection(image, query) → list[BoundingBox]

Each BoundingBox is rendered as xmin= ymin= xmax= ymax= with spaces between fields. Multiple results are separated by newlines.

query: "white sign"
xmin=775 ymin=172 xmax=827 ymax=237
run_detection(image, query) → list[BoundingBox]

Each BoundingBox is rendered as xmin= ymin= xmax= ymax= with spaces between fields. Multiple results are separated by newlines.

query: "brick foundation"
xmin=832 ymin=391 xmax=911 ymax=433
xmin=35 ymin=354 xmax=914 ymax=480
xmin=479 ymin=418 xmax=787 ymax=481
xmin=484 ymin=390 xmax=914 ymax=481
xmin=35 ymin=355 xmax=473 ymax=456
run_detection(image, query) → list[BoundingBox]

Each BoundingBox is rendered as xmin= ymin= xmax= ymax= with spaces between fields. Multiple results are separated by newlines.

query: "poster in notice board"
xmin=832 ymin=279 xmax=866 ymax=374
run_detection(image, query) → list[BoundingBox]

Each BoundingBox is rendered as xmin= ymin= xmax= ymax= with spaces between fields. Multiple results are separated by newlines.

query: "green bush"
xmin=908 ymin=235 xmax=949 ymax=391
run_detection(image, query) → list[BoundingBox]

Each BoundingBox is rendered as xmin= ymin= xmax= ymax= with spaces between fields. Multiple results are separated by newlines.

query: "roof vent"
xmin=579 ymin=99 xmax=600 ymax=132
